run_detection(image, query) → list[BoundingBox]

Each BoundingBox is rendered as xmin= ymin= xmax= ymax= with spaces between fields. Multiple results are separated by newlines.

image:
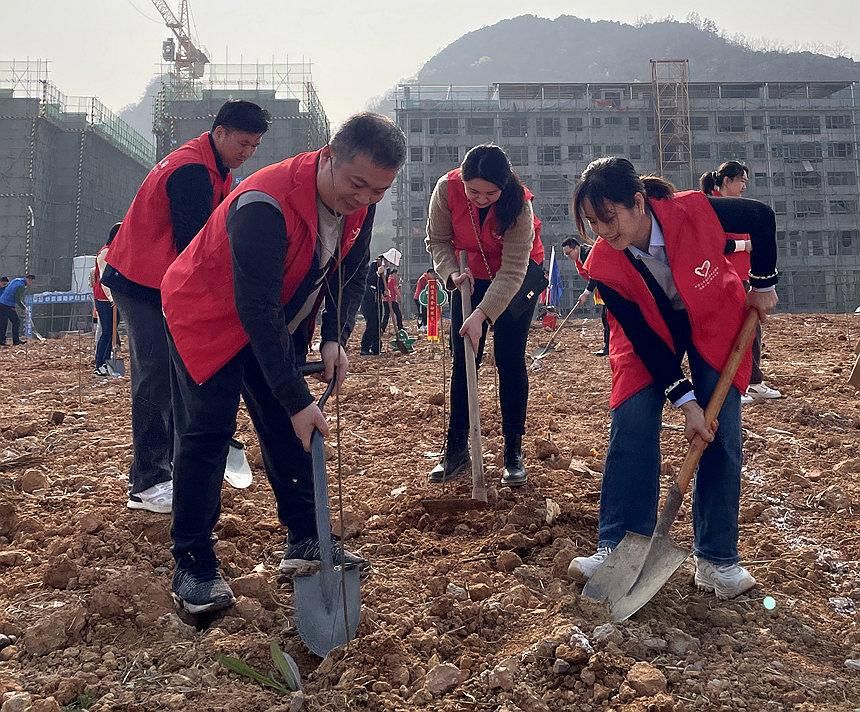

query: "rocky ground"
xmin=0 ymin=312 xmax=858 ymax=712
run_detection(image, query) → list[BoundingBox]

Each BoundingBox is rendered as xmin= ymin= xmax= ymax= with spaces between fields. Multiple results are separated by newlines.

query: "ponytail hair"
xmin=700 ymin=161 xmax=748 ymax=195
xmin=572 ymin=157 xmax=675 ymax=239
xmin=461 ymin=144 xmax=526 ymax=235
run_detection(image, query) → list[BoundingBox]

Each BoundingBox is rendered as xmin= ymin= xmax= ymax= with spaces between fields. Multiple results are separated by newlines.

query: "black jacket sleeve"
xmin=228 ymin=201 xmax=314 ymax=416
xmin=166 ymin=164 xmax=215 ymax=254
xmin=319 ymin=205 xmax=375 ymax=345
xmin=597 ymin=281 xmax=694 ymax=404
xmin=706 ymin=196 xmax=778 ymax=288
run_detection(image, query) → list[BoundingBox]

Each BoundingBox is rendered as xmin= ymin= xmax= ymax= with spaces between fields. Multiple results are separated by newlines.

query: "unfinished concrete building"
xmin=0 ymin=60 xmax=154 ymax=290
xmin=393 ymin=74 xmax=859 ymax=313
xmin=152 ymin=62 xmax=329 ymax=175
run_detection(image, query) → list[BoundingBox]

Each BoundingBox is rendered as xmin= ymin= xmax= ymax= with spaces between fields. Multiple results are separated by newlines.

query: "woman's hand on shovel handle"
xmin=320 ymin=341 xmax=349 ymax=394
xmin=680 ymin=400 xmax=717 ymax=444
xmin=452 ymin=268 xmax=475 ymax=295
xmin=747 ymin=288 xmax=778 ymax=324
xmin=460 ymin=307 xmax=487 ymax=354
xmin=290 ymin=403 xmax=330 ymax=452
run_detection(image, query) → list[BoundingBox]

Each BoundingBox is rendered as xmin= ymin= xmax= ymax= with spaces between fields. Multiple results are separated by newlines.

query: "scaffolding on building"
xmin=651 ymin=59 xmax=694 ymax=188
xmin=153 ymin=60 xmax=329 ymax=158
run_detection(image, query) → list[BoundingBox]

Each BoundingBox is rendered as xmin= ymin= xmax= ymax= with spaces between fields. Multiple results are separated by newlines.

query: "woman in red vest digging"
xmin=426 ymin=144 xmax=544 ymax=487
xmin=567 ymin=157 xmax=778 ymax=600
xmin=701 ymin=161 xmax=781 ymax=406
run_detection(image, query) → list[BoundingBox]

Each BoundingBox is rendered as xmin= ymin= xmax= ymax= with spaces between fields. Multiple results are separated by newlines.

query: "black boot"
xmin=501 ymin=432 xmax=527 ymax=487
xmin=429 ymin=429 xmax=470 ymax=483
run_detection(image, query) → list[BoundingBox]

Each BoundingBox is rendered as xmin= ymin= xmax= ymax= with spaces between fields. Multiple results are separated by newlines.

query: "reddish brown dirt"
xmin=0 ymin=313 xmax=858 ymax=711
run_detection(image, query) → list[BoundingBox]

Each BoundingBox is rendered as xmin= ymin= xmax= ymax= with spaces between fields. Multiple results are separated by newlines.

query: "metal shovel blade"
xmin=582 ymin=485 xmax=689 ymax=621
xmin=106 ymin=358 xmax=125 ymax=377
xmin=293 ymin=565 xmax=361 ymax=658
xmin=224 ymin=439 xmax=253 ymax=489
xmin=530 ymin=344 xmax=555 ymax=360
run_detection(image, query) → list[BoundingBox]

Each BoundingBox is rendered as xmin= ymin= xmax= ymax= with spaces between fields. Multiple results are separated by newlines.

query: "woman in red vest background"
xmin=90 ymin=223 xmax=121 ymax=376
xmin=701 ymin=161 xmax=781 ymax=405
xmin=567 ymin=157 xmax=778 ymax=601
xmin=381 ymin=267 xmax=404 ymax=333
xmin=426 ymin=144 xmax=544 ymax=487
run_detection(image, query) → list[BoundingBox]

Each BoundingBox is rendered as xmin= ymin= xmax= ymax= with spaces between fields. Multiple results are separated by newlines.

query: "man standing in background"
xmin=102 ymin=100 xmax=270 ymax=514
xmin=0 ymin=274 xmax=35 ymax=346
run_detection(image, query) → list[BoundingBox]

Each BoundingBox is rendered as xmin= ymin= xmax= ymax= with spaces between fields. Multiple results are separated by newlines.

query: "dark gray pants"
xmin=112 ymin=290 xmax=172 ymax=495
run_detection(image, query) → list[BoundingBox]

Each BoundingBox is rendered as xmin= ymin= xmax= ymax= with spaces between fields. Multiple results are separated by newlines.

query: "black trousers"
xmin=414 ymin=298 xmax=427 ymax=327
xmin=112 ymin=290 xmax=173 ymax=495
xmin=94 ymin=300 xmax=114 ymax=367
xmin=381 ymin=301 xmax=403 ymax=332
xmin=168 ymin=337 xmax=315 ymax=562
xmin=449 ymin=279 xmax=531 ymax=436
xmin=360 ymin=293 xmax=383 ymax=354
xmin=0 ymin=305 xmax=22 ymax=344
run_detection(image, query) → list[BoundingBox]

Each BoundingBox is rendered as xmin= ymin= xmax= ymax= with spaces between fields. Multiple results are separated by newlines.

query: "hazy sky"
xmin=3 ymin=0 xmax=858 ymax=126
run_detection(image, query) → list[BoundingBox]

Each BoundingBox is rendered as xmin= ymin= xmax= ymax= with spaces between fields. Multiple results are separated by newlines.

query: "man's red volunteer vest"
xmin=710 ymin=188 xmax=751 ymax=281
xmin=107 ymin=133 xmax=231 ymax=289
xmin=161 ymin=150 xmax=368 ymax=385
xmin=446 ymin=169 xmax=544 ymax=279
xmin=584 ymin=190 xmax=751 ymax=409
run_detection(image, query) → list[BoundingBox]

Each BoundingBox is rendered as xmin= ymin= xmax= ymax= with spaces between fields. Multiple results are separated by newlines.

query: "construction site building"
xmin=0 ymin=60 xmax=154 ymax=291
xmin=393 ymin=77 xmax=859 ymax=313
xmin=152 ymin=62 xmax=329 ymax=176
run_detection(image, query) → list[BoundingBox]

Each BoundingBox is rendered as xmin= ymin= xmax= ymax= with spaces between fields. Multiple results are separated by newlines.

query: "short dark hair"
xmin=107 ymin=222 xmax=121 ymax=246
xmin=330 ymin=112 xmax=406 ymax=170
xmin=561 ymin=237 xmax=580 ymax=250
xmin=212 ymin=100 xmax=271 ymax=135
xmin=0 ymin=276 xmax=8 ymax=283
xmin=26 ymin=274 xmax=36 ymax=280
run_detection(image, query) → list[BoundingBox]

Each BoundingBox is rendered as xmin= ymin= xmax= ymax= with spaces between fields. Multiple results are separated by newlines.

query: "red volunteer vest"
xmin=161 ymin=150 xmax=368 ymax=385
xmin=93 ymin=246 xmax=108 ymax=301
xmin=584 ymin=190 xmax=751 ymax=409
xmin=445 ymin=169 xmax=544 ymax=279
xmin=107 ymin=133 xmax=231 ymax=289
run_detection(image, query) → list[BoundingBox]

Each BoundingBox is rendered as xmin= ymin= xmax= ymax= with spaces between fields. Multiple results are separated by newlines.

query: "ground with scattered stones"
xmin=0 ymin=312 xmax=858 ymax=711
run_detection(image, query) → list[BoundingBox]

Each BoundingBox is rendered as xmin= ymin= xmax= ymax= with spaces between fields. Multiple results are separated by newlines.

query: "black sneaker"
xmin=172 ymin=556 xmax=236 ymax=614
xmin=279 ymin=535 xmax=368 ymax=576
xmin=428 ymin=429 xmax=470 ymax=484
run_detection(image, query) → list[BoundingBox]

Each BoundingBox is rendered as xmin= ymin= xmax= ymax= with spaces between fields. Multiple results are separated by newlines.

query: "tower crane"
xmin=150 ymin=0 xmax=209 ymax=82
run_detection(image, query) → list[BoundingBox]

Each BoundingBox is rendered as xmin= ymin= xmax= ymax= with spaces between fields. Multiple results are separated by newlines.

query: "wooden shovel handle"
xmin=458 ymin=252 xmax=486 ymax=502
xmin=675 ymin=310 xmax=759 ymax=496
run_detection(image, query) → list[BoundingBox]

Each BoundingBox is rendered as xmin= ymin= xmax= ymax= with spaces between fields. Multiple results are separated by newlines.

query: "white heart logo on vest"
xmin=694 ymin=260 xmax=711 ymax=278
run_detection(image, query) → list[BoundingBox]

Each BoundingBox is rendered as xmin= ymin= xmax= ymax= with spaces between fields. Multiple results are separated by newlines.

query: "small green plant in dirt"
xmin=64 ymin=693 xmax=96 ymax=711
xmin=218 ymin=643 xmax=302 ymax=694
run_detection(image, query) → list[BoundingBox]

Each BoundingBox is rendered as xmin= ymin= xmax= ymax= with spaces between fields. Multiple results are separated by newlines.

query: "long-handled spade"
xmin=420 ymin=253 xmax=489 ymax=514
xmin=583 ymin=310 xmax=759 ymax=621
xmin=293 ymin=375 xmax=361 ymax=657
xmin=530 ymin=303 xmax=580 ymax=364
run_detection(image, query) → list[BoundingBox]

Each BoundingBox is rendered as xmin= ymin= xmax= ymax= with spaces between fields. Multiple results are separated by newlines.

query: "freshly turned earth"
xmin=0 ymin=313 xmax=858 ymax=711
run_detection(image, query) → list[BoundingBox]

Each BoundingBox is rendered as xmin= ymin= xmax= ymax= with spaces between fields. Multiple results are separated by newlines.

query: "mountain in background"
xmin=416 ymin=14 xmax=858 ymax=85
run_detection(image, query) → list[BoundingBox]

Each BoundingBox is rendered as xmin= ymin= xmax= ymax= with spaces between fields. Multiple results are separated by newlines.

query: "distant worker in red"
xmin=102 ymin=100 xmax=271 ymax=514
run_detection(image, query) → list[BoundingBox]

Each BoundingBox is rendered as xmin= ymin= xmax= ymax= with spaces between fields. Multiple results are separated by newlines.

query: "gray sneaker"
xmin=172 ymin=561 xmax=235 ymax=614
xmin=279 ymin=535 xmax=368 ymax=576
xmin=694 ymin=558 xmax=756 ymax=600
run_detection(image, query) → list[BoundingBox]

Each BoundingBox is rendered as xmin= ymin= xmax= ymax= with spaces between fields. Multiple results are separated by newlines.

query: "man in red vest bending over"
xmin=102 ymin=101 xmax=270 ymax=515
xmin=161 ymin=113 xmax=406 ymax=614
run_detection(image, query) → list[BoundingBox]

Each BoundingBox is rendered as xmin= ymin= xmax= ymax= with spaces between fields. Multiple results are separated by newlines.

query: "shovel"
xmin=421 ymin=252 xmax=489 ymax=514
xmin=293 ymin=375 xmax=361 ymax=658
xmin=106 ymin=304 xmax=125 ymax=376
xmin=531 ymin=303 xmax=580 ymax=362
xmin=583 ymin=310 xmax=759 ymax=621
xmin=224 ymin=362 xmax=326 ymax=489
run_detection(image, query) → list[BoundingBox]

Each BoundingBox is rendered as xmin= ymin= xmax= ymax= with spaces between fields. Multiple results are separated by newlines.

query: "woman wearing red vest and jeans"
xmin=567 ymin=157 xmax=778 ymax=601
xmin=90 ymin=223 xmax=121 ymax=376
xmin=701 ymin=161 xmax=781 ymax=405
xmin=426 ymin=145 xmax=544 ymax=487
xmin=102 ymin=101 xmax=270 ymax=514
xmin=162 ymin=113 xmax=406 ymax=614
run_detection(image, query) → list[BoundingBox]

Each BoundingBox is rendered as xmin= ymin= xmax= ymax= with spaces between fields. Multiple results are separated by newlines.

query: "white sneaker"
xmin=694 ymin=558 xmax=756 ymax=600
xmin=127 ymin=480 xmax=173 ymax=514
xmin=740 ymin=393 xmax=755 ymax=406
xmin=568 ymin=547 xmax=613 ymax=583
xmin=747 ymin=382 xmax=781 ymax=400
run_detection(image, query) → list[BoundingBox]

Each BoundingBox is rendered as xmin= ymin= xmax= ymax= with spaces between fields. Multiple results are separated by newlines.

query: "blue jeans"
xmin=597 ymin=349 xmax=742 ymax=564
xmin=94 ymin=300 xmax=114 ymax=367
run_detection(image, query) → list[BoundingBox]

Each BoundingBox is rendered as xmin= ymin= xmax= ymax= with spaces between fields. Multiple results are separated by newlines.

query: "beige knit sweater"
xmin=425 ymin=174 xmax=536 ymax=323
